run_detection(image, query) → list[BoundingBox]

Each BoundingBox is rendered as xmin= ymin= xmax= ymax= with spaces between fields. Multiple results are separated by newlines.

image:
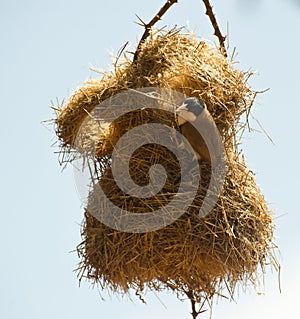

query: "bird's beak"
xmin=175 ymin=103 xmax=188 ymax=126
xmin=175 ymin=103 xmax=188 ymax=114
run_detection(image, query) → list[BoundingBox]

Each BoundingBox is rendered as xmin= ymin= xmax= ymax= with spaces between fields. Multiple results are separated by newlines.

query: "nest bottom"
xmin=76 ymin=151 xmax=274 ymax=300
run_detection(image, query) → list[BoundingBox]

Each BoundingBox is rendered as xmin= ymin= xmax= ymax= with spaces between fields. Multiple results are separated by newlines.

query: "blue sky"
xmin=1 ymin=0 xmax=299 ymax=318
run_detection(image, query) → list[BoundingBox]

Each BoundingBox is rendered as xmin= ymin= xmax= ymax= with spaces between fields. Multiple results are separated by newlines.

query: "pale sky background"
xmin=1 ymin=0 xmax=299 ymax=318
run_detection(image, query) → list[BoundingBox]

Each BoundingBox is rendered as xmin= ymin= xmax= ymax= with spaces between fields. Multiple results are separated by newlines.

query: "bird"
xmin=175 ymin=97 xmax=222 ymax=164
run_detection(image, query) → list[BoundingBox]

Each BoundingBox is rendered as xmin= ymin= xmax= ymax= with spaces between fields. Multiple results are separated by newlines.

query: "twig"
xmin=185 ymin=290 xmax=205 ymax=319
xmin=114 ymin=41 xmax=129 ymax=73
xmin=250 ymin=111 xmax=275 ymax=145
xmin=133 ymin=0 xmax=178 ymax=62
xmin=201 ymin=0 xmax=227 ymax=57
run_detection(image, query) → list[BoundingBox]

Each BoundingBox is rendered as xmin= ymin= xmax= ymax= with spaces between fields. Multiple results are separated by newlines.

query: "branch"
xmin=185 ymin=290 xmax=209 ymax=319
xmin=185 ymin=290 xmax=202 ymax=319
xmin=202 ymin=0 xmax=227 ymax=57
xmin=133 ymin=0 xmax=178 ymax=62
xmin=187 ymin=290 xmax=199 ymax=319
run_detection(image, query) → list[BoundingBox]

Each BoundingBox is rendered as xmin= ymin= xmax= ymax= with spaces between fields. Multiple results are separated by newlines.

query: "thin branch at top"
xmin=202 ymin=0 xmax=227 ymax=57
xmin=133 ymin=0 xmax=178 ymax=62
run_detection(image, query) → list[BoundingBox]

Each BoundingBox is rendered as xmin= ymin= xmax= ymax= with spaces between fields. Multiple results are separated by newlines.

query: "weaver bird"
xmin=175 ymin=97 xmax=222 ymax=164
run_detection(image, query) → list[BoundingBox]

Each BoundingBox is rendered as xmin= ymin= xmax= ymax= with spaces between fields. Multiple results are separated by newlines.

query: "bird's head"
xmin=175 ymin=97 xmax=206 ymax=126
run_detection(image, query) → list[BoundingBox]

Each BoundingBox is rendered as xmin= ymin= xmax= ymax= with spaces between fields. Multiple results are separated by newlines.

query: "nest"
xmin=55 ymin=30 xmax=276 ymax=301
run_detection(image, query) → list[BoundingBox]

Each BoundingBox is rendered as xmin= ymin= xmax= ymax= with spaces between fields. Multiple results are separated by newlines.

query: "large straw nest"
xmin=55 ymin=29 xmax=276 ymax=301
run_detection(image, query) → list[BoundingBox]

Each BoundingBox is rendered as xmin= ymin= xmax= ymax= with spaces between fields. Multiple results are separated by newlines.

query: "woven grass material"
xmin=78 ymin=152 xmax=272 ymax=300
xmin=56 ymin=30 xmax=253 ymax=154
xmin=55 ymin=29 xmax=275 ymax=301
